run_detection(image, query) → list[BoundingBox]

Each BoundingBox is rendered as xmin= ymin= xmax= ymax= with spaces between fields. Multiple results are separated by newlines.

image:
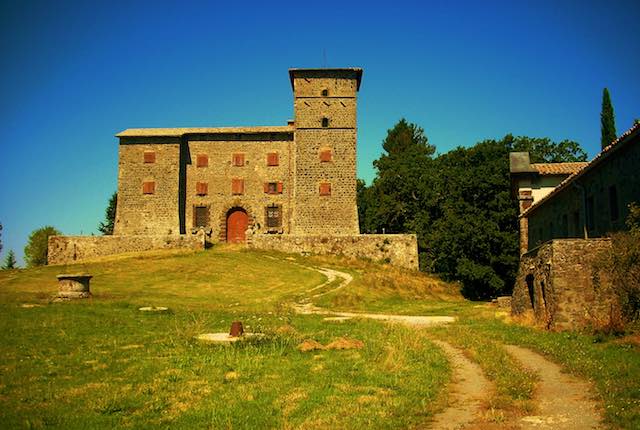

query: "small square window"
xmin=194 ymin=206 xmax=209 ymax=227
xmin=264 ymin=182 xmax=283 ymax=195
xmin=267 ymin=152 xmax=279 ymax=166
xmin=319 ymin=149 xmax=332 ymax=162
xmin=144 ymin=151 xmax=156 ymax=163
xmin=321 ymin=117 xmax=329 ymax=127
xmin=196 ymin=154 xmax=208 ymax=167
xmin=321 ymin=89 xmax=328 ymax=96
xmin=319 ymin=182 xmax=331 ymax=196
xmin=196 ymin=182 xmax=208 ymax=196
xmin=232 ymin=178 xmax=244 ymax=195
xmin=142 ymin=181 xmax=155 ymax=194
xmin=233 ymin=153 xmax=245 ymax=167
xmin=265 ymin=204 xmax=282 ymax=228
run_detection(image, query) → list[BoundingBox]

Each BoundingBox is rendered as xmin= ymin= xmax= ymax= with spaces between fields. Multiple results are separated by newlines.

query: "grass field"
xmin=0 ymin=247 xmax=639 ymax=428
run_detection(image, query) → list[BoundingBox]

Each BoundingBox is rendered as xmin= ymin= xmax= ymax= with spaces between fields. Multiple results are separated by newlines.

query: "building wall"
xmin=184 ymin=133 xmax=294 ymax=239
xmin=291 ymin=70 xmax=360 ymax=235
xmin=48 ymin=234 xmax=204 ymax=265
xmin=512 ymin=239 xmax=614 ymax=330
xmin=527 ymin=137 xmax=640 ymax=250
xmin=115 ymin=137 xmax=182 ymax=235
xmin=250 ymin=234 xmax=419 ymax=270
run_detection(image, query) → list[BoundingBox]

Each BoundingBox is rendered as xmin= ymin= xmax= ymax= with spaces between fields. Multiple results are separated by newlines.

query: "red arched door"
xmin=226 ymin=208 xmax=248 ymax=243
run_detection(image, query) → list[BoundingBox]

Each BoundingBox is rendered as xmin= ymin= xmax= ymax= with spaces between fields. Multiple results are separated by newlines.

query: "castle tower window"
xmin=196 ymin=182 xmax=208 ymax=196
xmin=266 ymin=152 xmax=279 ymax=166
xmin=143 ymin=151 xmax=156 ymax=163
xmin=264 ymin=182 xmax=283 ymax=195
xmin=196 ymin=154 xmax=208 ymax=168
xmin=142 ymin=181 xmax=155 ymax=194
xmin=232 ymin=178 xmax=244 ymax=195
xmin=319 ymin=182 xmax=331 ymax=196
xmin=319 ymin=149 xmax=332 ymax=162
xmin=321 ymin=117 xmax=329 ymax=127
xmin=321 ymin=89 xmax=328 ymax=96
xmin=233 ymin=153 xmax=245 ymax=167
xmin=194 ymin=206 xmax=209 ymax=227
xmin=265 ymin=204 xmax=282 ymax=228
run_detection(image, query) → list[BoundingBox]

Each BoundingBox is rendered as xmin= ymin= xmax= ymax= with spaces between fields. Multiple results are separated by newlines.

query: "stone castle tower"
xmin=290 ymin=68 xmax=361 ymax=235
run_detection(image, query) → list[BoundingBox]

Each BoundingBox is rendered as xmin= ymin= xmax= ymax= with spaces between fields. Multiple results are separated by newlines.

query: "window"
xmin=196 ymin=154 xmax=208 ymax=168
xmin=232 ymin=178 xmax=244 ymax=195
xmin=266 ymin=152 xmax=279 ymax=166
xmin=265 ymin=204 xmax=282 ymax=228
xmin=196 ymin=182 xmax=208 ymax=196
xmin=264 ymin=182 xmax=283 ymax=195
xmin=525 ymin=274 xmax=535 ymax=309
xmin=319 ymin=149 xmax=332 ymax=162
xmin=573 ymin=211 xmax=580 ymax=237
xmin=321 ymin=117 xmax=329 ymax=127
xmin=142 ymin=181 xmax=155 ymax=194
xmin=194 ymin=206 xmax=209 ymax=227
xmin=321 ymin=89 xmax=328 ymax=96
xmin=233 ymin=153 xmax=245 ymax=167
xmin=609 ymin=185 xmax=619 ymax=222
xmin=586 ymin=195 xmax=595 ymax=232
xmin=143 ymin=151 xmax=156 ymax=163
xmin=319 ymin=182 xmax=331 ymax=196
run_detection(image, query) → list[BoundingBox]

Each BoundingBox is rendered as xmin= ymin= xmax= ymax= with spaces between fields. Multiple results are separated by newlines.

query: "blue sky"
xmin=1 ymin=0 xmax=639 ymax=265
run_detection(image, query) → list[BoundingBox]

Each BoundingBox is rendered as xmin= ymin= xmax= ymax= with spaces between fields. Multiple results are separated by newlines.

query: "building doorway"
xmin=226 ymin=208 xmax=248 ymax=243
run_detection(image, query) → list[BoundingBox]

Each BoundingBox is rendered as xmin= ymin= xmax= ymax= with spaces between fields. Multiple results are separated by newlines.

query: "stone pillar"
xmin=517 ymin=190 xmax=534 ymax=255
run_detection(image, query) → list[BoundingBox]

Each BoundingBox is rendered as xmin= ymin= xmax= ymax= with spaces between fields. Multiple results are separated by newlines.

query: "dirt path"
xmin=504 ymin=345 xmax=603 ymax=429
xmin=428 ymin=339 xmax=493 ymax=429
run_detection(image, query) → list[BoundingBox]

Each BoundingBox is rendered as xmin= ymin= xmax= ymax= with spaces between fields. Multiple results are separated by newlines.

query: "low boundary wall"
xmin=250 ymin=234 xmax=419 ymax=270
xmin=48 ymin=234 xmax=204 ymax=265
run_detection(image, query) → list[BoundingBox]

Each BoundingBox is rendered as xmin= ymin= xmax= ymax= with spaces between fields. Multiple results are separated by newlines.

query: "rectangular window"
xmin=267 ymin=153 xmax=279 ymax=166
xmin=232 ymin=178 xmax=244 ymax=195
xmin=233 ymin=153 xmax=245 ymax=167
xmin=319 ymin=182 xmax=331 ymax=196
xmin=196 ymin=154 xmax=208 ymax=167
xmin=194 ymin=206 xmax=209 ymax=227
xmin=586 ymin=196 xmax=595 ymax=232
xmin=319 ymin=149 xmax=332 ymax=162
xmin=142 ymin=181 xmax=155 ymax=194
xmin=196 ymin=182 xmax=208 ymax=196
xmin=609 ymin=185 xmax=619 ymax=222
xmin=265 ymin=205 xmax=282 ymax=228
xmin=144 ymin=151 xmax=156 ymax=163
xmin=263 ymin=182 xmax=283 ymax=194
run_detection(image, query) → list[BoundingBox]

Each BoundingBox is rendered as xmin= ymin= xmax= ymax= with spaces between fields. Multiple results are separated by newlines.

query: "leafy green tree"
xmin=2 ymin=250 xmax=17 ymax=270
xmin=98 ymin=192 xmax=117 ymax=235
xmin=24 ymin=226 xmax=61 ymax=267
xmin=601 ymin=88 xmax=617 ymax=149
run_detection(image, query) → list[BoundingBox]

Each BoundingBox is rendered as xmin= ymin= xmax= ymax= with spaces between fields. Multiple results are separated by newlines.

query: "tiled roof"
xmin=530 ymin=162 xmax=589 ymax=175
xmin=522 ymin=122 xmax=640 ymax=218
xmin=116 ymin=126 xmax=294 ymax=138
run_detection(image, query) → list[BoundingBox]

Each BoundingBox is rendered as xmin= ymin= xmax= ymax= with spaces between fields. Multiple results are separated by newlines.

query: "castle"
xmin=48 ymin=68 xmax=419 ymax=269
xmin=115 ymin=68 xmax=361 ymax=240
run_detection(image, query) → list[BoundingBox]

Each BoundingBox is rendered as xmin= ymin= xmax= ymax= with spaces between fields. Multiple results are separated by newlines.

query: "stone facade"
xmin=512 ymin=239 xmax=614 ymax=330
xmin=48 ymin=234 xmax=204 ymax=265
xmin=114 ymin=68 xmax=362 ymax=239
xmin=250 ymin=234 xmax=419 ymax=270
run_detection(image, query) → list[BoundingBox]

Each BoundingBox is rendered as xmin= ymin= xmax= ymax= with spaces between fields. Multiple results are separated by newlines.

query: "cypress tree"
xmin=601 ymin=88 xmax=617 ymax=149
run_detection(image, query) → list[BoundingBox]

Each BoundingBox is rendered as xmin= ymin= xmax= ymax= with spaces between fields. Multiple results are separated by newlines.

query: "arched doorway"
xmin=226 ymin=208 xmax=248 ymax=243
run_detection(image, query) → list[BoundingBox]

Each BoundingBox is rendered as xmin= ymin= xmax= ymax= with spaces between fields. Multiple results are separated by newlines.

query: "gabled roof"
xmin=522 ymin=123 xmax=640 ymax=218
xmin=116 ymin=126 xmax=294 ymax=138
xmin=530 ymin=162 xmax=589 ymax=175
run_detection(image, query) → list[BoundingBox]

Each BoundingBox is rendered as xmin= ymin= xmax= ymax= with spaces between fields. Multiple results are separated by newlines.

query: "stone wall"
xmin=512 ymin=238 xmax=614 ymax=330
xmin=48 ymin=234 xmax=204 ymax=265
xmin=250 ymin=234 xmax=419 ymax=270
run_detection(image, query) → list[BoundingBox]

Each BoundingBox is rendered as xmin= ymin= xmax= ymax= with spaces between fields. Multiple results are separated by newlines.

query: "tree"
xmin=98 ymin=192 xmax=117 ymax=235
xmin=0 ymin=222 xmax=3 ymax=254
xmin=601 ymin=88 xmax=617 ymax=149
xmin=2 ymin=250 xmax=16 ymax=270
xmin=24 ymin=226 xmax=60 ymax=267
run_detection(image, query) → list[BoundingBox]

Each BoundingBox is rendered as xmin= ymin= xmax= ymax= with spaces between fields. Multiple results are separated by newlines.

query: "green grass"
xmin=0 ymin=248 xmax=451 ymax=429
